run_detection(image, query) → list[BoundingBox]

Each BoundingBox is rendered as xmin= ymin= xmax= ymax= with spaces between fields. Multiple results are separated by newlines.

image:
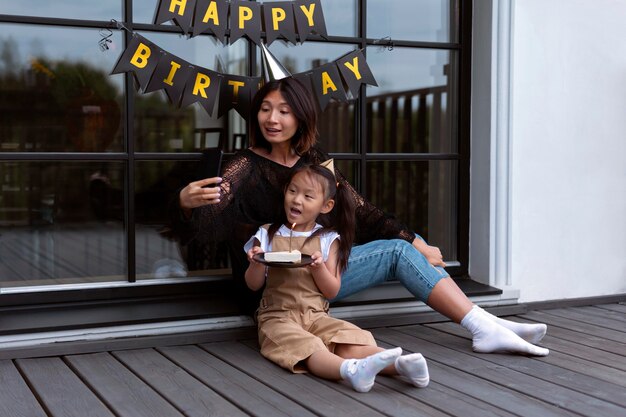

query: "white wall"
xmin=470 ymin=0 xmax=626 ymax=302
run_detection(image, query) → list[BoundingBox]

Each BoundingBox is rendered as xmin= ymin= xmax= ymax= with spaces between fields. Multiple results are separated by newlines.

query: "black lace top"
xmin=170 ymin=147 xmax=414 ymax=277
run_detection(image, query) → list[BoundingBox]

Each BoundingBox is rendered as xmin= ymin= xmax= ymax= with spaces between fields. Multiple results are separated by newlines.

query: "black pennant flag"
xmin=310 ymin=62 xmax=347 ymax=111
xmin=218 ymin=74 xmax=261 ymax=118
xmin=336 ymin=49 xmax=378 ymax=98
xmin=294 ymin=0 xmax=327 ymax=42
xmin=229 ymin=0 xmax=262 ymax=45
xmin=154 ymin=0 xmax=197 ymax=33
xmin=180 ymin=67 xmax=221 ymax=117
xmin=262 ymin=2 xmax=298 ymax=45
xmin=144 ymin=50 xmax=193 ymax=106
xmin=111 ymin=34 xmax=162 ymax=91
xmin=192 ymin=0 xmax=229 ymax=42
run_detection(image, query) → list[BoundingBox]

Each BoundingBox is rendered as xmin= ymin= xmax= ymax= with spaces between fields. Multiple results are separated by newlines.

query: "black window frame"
xmin=0 ymin=0 xmax=472 ymax=310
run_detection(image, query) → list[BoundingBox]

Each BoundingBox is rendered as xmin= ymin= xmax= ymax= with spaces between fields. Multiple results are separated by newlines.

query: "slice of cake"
xmin=265 ymin=250 xmax=302 ymax=263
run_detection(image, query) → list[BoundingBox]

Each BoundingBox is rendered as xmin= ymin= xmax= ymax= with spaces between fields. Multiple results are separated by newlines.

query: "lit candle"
xmin=289 ymin=222 xmax=296 ymax=252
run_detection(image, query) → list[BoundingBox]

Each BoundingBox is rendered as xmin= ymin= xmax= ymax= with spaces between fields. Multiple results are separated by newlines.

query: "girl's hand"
xmin=247 ymin=246 xmax=264 ymax=263
xmin=308 ymin=251 xmax=324 ymax=269
xmin=179 ymin=177 xmax=223 ymax=211
xmin=412 ymin=238 xmax=446 ymax=267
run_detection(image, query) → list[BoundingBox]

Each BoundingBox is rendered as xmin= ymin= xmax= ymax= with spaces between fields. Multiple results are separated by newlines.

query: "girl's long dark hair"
xmin=249 ymin=78 xmax=318 ymax=155
xmin=268 ymin=164 xmax=355 ymax=273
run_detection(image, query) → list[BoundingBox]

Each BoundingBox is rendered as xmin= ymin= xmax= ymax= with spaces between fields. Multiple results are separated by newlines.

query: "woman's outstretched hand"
xmin=179 ymin=177 xmax=222 ymax=212
xmin=412 ymin=238 xmax=446 ymax=267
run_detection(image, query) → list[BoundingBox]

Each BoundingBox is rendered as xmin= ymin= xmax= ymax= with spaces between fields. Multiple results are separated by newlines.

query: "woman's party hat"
xmin=260 ymin=42 xmax=292 ymax=82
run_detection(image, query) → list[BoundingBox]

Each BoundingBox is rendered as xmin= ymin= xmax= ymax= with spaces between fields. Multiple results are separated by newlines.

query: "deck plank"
xmin=112 ymin=348 xmax=248 ymax=417
xmin=521 ymin=311 xmax=626 ymax=355
xmin=539 ymin=307 xmax=626 ymax=333
xmin=1 ymin=302 xmax=625 ymax=417
xmin=573 ymin=305 xmax=626 ymax=322
xmin=65 ymin=352 xmax=185 ymax=417
xmin=375 ymin=341 xmax=519 ymax=417
xmin=594 ymin=303 xmax=626 ymax=314
xmin=203 ymin=340 xmax=388 ymax=417
xmin=15 ymin=357 xmax=115 ymax=417
xmin=374 ymin=326 xmax=621 ymax=417
xmin=427 ymin=323 xmax=626 ymax=407
xmin=512 ymin=317 xmax=626 ymax=373
xmin=313 ymin=376 xmax=451 ymax=417
xmin=0 ymin=360 xmax=47 ymax=417
xmin=158 ymin=344 xmax=318 ymax=417
xmin=372 ymin=328 xmax=573 ymax=417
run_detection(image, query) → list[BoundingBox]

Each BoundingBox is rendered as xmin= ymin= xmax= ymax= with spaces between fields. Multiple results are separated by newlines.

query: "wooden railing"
xmin=319 ymin=85 xmax=456 ymax=256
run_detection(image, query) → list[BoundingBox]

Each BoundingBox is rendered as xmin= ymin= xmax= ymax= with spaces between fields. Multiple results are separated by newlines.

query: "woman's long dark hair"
xmin=249 ymin=78 xmax=318 ymax=155
xmin=268 ymin=164 xmax=355 ymax=273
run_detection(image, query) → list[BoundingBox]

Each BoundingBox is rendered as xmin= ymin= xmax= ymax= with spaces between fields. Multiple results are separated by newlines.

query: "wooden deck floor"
xmin=1 ymin=302 xmax=625 ymax=417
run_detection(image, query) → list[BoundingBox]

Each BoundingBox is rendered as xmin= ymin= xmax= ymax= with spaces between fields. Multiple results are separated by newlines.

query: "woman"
xmin=172 ymin=77 xmax=548 ymax=356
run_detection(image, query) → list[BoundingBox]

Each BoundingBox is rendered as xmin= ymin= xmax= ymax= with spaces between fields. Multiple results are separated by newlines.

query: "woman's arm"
xmin=168 ymin=151 xmax=254 ymax=244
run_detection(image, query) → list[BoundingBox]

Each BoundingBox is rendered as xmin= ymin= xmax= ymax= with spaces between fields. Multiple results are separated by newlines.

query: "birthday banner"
xmin=111 ymin=32 xmax=377 ymax=117
xmin=154 ymin=0 xmax=327 ymax=45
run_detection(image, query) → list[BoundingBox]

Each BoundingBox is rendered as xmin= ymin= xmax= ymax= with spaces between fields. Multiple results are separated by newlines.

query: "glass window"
xmin=0 ymin=161 xmax=126 ymax=288
xmin=365 ymin=46 xmax=457 ymax=153
xmin=335 ymin=159 xmax=357 ymax=188
xmin=366 ymin=160 xmax=458 ymax=260
xmin=0 ymin=1 xmax=121 ymax=21
xmin=367 ymin=0 xmax=457 ymax=43
xmin=261 ymin=0 xmax=358 ymax=38
xmin=0 ymin=24 xmax=125 ymax=152
xmin=134 ymin=161 xmax=190 ymax=279
xmin=132 ymin=33 xmax=248 ymax=153
xmin=0 ymin=0 xmax=469 ymax=294
xmin=133 ymin=0 xmax=357 ymax=37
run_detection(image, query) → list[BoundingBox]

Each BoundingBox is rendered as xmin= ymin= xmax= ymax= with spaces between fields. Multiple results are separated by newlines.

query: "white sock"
xmin=461 ymin=306 xmax=549 ymax=356
xmin=395 ymin=353 xmax=429 ymax=388
xmin=477 ymin=306 xmax=547 ymax=344
xmin=340 ymin=347 xmax=402 ymax=393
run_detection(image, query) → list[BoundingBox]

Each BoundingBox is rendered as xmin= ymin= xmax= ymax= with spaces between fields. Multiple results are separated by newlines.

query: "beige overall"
xmin=256 ymin=228 xmax=376 ymax=373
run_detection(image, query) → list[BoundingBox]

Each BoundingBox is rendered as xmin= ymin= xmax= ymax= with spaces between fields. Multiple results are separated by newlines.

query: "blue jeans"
xmin=331 ymin=238 xmax=449 ymax=303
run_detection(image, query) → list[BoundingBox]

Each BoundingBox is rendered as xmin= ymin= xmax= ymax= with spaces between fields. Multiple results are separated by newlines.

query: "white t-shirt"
xmin=244 ymin=223 xmax=340 ymax=261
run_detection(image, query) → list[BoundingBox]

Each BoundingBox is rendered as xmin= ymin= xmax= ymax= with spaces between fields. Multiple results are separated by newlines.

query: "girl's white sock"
xmin=395 ymin=353 xmax=429 ymax=388
xmin=340 ymin=347 xmax=402 ymax=393
xmin=477 ymin=306 xmax=547 ymax=344
xmin=461 ymin=306 xmax=549 ymax=356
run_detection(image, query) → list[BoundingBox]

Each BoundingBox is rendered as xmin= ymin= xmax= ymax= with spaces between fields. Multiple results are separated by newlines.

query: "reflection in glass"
xmin=134 ymin=160 xmax=230 ymax=279
xmin=135 ymin=160 xmax=191 ymax=279
xmin=261 ymin=0 xmax=357 ymax=38
xmin=317 ymin=101 xmax=355 ymax=153
xmin=0 ymin=1 xmax=121 ymax=20
xmin=0 ymin=162 xmax=126 ymax=288
xmin=334 ymin=159 xmax=357 ymax=189
xmin=132 ymin=33 xmax=248 ymax=153
xmin=133 ymin=0 xmax=161 ymax=23
xmin=366 ymin=161 xmax=457 ymax=261
xmin=0 ymin=24 xmax=124 ymax=152
xmin=367 ymin=0 xmax=457 ymax=43
xmin=365 ymin=46 xmax=457 ymax=153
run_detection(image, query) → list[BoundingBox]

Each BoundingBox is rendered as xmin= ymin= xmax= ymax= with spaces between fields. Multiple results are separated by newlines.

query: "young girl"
xmin=244 ymin=163 xmax=430 ymax=393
